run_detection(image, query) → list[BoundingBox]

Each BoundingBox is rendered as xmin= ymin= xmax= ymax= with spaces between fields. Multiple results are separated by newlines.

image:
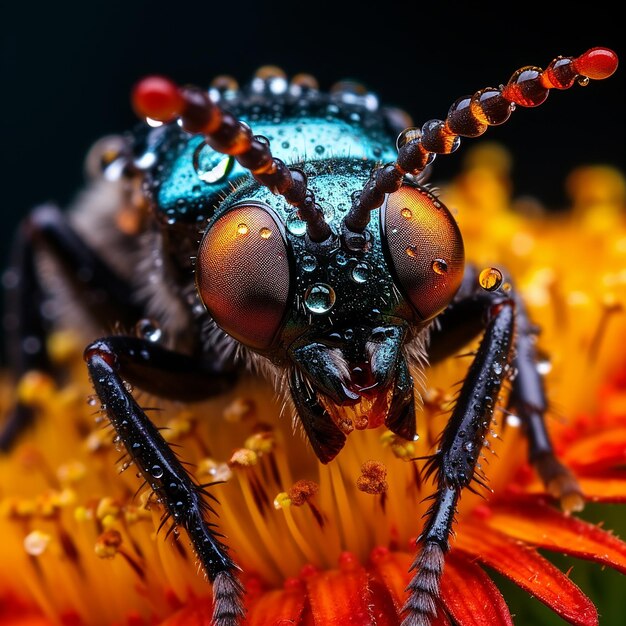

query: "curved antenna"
xmin=343 ymin=46 xmax=619 ymax=233
xmin=131 ymin=76 xmax=333 ymax=243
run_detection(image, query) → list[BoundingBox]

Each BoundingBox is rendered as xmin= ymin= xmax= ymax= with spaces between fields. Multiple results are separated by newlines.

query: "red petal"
xmin=0 ymin=617 xmax=55 ymax=626
xmin=247 ymin=580 xmax=306 ymax=626
xmin=304 ymin=555 xmax=375 ymax=625
xmin=485 ymin=497 xmax=626 ymax=573
xmin=440 ymin=552 xmax=513 ymax=626
xmin=455 ymin=522 xmax=598 ymax=626
xmin=562 ymin=428 xmax=626 ymax=472
xmin=158 ymin=598 xmax=212 ymax=625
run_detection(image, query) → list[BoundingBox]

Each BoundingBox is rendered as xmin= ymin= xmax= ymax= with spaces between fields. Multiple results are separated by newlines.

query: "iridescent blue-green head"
xmin=132 ymin=70 xmax=467 ymax=462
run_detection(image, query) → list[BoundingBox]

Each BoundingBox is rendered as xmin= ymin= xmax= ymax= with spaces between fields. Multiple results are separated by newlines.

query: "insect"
xmin=0 ymin=47 xmax=618 ymax=626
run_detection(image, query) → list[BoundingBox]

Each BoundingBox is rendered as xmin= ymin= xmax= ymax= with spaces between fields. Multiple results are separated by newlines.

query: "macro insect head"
xmin=0 ymin=47 xmax=619 ymax=626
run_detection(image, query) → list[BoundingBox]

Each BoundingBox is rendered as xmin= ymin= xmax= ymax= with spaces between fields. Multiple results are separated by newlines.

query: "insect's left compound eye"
xmin=382 ymin=185 xmax=465 ymax=320
xmin=196 ymin=203 xmax=291 ymax=350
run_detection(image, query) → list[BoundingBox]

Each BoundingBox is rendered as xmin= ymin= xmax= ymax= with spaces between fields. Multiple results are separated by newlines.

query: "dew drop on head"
xmin=432 ymin=259 xmax=448 ymax=275
xmin=351 ymin=262 xmax=370 ymax=283
xmin=304 ymin=283 xmax=336 ymax=314
xmin=286 ymin=212 xmax=306 ymax=236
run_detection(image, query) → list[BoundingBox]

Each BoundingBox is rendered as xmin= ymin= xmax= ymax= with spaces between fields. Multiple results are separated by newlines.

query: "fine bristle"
xmin=401 ymin=542 xmax=446 ymax=626
xmin=212 ymin=570 xmax=246 ymax=626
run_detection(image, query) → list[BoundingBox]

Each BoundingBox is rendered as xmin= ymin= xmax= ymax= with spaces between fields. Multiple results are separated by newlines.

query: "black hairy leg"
xmin=1 ymin=204 xmax=144 ymax=450
xmin=401 ymin=296 xmax=515 ymax=626
xmin=429 ymin=264 xmax=582 ymax=511
xmin=84 ymin=336 xmax=242 ymax=626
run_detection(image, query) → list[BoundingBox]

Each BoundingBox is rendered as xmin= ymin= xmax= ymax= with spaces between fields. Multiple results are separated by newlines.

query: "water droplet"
xmin=304 ymin=283 xmax=336 ymax=314
xmin=237 ymin=223 xmax=249 ymax=236
xmin=479 ymin=267 xmax=503 ymax=292
xmin=314 ymin=145 xmax=325 ymax=155
xmin=396 ymin=127 xmax=421 ymax=150
xmin=151 ymin=465 xmax=164 ymax=478
xmin=319 ymin=201 xmax=335 ymax=221
xmin=432 ymin=259 xmax=448 ymax=275
xmin=463 ymin=441 xmax=474 ymax=452
xmin=135 ymin=318 xmax=162 ymax=343
xmin=302 ymin=255 xmax=317 ymax=272
xmin=255 ymin=134 xmax=270 ymax=147
xmin=286 ymin=212 xmax=306 ymax=236
xmin=406 ymin=245 xmax=418 ymax=258
xmin=351 ymin=262 xmax=370 ymax=283
xmin=334 ymin=251 xmax=349 ymax=266
xmin=259 ymin=227 xmax=272 ymax=239
xmin=492 ymin=362 xmax=503 ymax=375
xmin=87 ymin=395 xmax=98 ymax=406
xmin=24 ymin=530 xmax=50 ymax=556
xmin=281 ymin=141 xmax=290 ymax=149
xmin=536 ymin=358 xmax=552 ymax=375
xmin=401 ymin=208 xmax=412 ymax=219
xmin=193 ymin=143 xmax=233 ymax=184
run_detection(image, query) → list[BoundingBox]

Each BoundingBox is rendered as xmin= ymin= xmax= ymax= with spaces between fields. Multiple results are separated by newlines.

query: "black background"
xmin=1 ymin=1 xmax=623 ymax=248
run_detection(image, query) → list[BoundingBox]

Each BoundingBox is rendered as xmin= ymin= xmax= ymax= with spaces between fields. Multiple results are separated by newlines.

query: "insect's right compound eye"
xmin=382 ymin=184 xmax=465 ymax=321
xmin=196 ymin=203 xmax=291 ymax=350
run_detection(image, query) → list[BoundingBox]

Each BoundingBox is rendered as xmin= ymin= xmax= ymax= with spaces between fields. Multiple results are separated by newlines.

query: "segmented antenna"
xmin=343 ymin=46 xmax=619 ymax=233
xmin=131 ymin=76 xmax=333 ymax=242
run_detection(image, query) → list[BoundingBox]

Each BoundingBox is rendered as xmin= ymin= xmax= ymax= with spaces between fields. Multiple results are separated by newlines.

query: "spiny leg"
xmin=428 ymin=265 xmax=581 ymax=511
xmin=401 ymin=297 xmax=515 ymax=626
xmin=1 ymin=204 xmax=143 ymax=450
xmin=84 ymin=337 xmax=242 ymax=626
xmin=507 ymin=294 xmax=583 ymax=512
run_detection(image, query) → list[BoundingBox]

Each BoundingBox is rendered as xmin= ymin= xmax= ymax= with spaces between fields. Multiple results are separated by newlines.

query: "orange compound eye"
xmin=382 ymin=185 xmax=465 ymax=321
xmin=196 ymin=203 xmax=291 ymax=350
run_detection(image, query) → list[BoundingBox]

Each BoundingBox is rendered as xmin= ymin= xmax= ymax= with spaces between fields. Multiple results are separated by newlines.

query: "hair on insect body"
xmin=1 ymin=47 xmax=619 ymax=626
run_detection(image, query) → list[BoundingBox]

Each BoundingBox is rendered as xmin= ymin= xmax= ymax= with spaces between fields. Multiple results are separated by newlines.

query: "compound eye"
xmin=382 ymin=185 xmax=465 ymax=320
xmin=196 ymin=203 xmax=291 ymax=350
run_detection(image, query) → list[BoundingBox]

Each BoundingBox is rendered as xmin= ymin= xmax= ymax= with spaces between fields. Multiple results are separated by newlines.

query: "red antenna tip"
xmin=574 ymin=47 xmax=619 ymax=80
xmin=131 ymin=75 xmax=183 ymax=122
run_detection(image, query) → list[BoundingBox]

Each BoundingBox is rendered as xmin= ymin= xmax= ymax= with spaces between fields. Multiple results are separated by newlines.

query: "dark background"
xmin=1 ymin=3 xmax=625 ymax=623
xmin=1 ymin=1 xmax=623 ymax=248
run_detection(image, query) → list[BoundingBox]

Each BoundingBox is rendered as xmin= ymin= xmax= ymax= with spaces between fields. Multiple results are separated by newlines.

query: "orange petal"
xmin=247 ymin=580 xmax=306 ymax=626
xmin=304 ymin=554 xmax=375 ymax=625
xmin=440 ymin=552 xmax=513 ymax=626
xmin=576 ymin=474 xmax=626 ymax=502
xmin=523 ymin=472 xmax=626 ymax=502
xmin=562 ymin=428 xmax=626 ymax=472
xmin=456 ymin=522 xmax=598 ymax=626
xmin=485 ymin=497 xmax=626 ymax=573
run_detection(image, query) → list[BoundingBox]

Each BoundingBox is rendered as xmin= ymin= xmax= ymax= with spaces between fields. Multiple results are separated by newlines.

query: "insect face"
xmin=195 ymin=157 xmax=465 ymax=460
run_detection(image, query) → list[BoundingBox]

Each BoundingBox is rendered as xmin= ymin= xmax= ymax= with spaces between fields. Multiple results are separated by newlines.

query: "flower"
xmin=1 ymin=145 xmax=626 ymax=626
